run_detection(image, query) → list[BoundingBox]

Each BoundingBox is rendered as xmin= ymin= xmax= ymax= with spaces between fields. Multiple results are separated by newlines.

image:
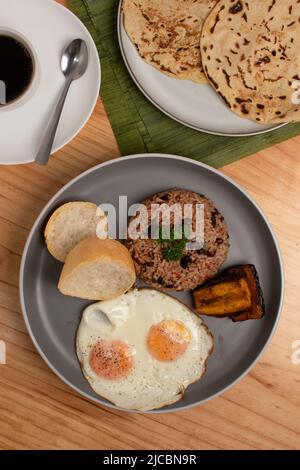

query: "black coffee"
xmin=0 ymin=35 xmax=34 ymax=105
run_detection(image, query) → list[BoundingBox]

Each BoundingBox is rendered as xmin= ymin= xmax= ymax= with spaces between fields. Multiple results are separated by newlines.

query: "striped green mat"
xmin=69 ymin=0 xmax=300 ymax=168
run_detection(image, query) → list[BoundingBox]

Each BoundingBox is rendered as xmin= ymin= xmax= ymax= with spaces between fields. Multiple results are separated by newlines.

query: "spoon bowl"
xmin=61 ymin=38 xmax=89 ymax=80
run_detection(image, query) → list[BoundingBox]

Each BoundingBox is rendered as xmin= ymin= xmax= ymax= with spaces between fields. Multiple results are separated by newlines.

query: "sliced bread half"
xmin=58 ymin=237 xmax=136 ymax=301
xmin=45 ymin=202 xmax=107 ymax=262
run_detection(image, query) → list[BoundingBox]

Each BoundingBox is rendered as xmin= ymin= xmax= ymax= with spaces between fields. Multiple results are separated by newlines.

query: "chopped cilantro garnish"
xmin=155 ymin=225 xmax=189 ymax=262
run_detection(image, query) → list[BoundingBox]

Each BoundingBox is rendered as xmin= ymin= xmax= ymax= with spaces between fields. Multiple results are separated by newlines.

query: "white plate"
xmin=0 ymin=0 xmax=100 ymax=165
xmin=118 ymin=3 xmax=285 ymax=137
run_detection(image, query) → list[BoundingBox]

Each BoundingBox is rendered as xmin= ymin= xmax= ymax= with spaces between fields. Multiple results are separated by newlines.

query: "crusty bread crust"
xmin=58 ymin=237 xmax=136 ymax=300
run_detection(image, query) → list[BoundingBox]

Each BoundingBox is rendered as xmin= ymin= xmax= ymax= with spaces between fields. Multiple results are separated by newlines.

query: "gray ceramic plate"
xmin=20 ymin=154 xmax=284 ymax=413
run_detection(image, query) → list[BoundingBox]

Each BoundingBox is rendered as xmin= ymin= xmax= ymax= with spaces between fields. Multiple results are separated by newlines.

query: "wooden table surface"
xmin=0 ymin=0 xmax=299 ymax=451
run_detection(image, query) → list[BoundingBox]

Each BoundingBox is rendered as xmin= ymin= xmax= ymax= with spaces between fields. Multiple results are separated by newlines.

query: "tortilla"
xmin=123 ymin=0 xmax=217 ymax=83
xmin=201 ymin=0 xmax=300 ymax=124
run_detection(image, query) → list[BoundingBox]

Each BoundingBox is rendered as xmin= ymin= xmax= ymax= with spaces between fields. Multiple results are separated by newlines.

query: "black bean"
xmin=180 ymin=255 xmax=192 ymax=269
xmin=205 ymin=250 xmax=216 ymax=258
xmin=157 ymin=276 xmax=164 ymax=285
xmin=211 ymin=210 xmax=217 ymax=228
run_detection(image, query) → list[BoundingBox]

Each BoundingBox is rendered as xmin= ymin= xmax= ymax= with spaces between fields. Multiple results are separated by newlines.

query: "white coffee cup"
xmin=0 ymin=28 xmax=40 ymax=111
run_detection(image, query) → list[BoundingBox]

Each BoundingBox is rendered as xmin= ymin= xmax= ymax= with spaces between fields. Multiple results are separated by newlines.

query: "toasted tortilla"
xmin=201 ymin=0 xmax=300 ymax=124
xmin=123 ymin=0 xmax=217 ymax=83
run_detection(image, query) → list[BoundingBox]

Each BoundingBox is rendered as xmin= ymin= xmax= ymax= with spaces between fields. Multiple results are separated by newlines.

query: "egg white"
xmin=76 ymin=289 xmax=213 ymax=411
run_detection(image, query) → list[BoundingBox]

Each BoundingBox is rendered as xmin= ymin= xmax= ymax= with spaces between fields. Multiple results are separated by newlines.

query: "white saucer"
xmin=0 ymin=0 xmax=101 ymax=165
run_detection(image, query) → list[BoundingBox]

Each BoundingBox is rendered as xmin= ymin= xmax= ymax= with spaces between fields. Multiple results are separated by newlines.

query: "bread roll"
xmin=45 ymin=202 xmax=107 ymax=262
xmin=58 ymin=237 xmax=136 ymax=301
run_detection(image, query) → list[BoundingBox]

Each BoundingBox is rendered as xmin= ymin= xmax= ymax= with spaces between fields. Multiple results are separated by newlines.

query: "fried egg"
xmin=76 ymin=289 xmax=213 ymax=411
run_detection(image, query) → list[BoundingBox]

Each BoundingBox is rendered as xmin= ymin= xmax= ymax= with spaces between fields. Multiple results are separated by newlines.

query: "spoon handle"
xmin=35 ymin=77 xmax=73 ymax=165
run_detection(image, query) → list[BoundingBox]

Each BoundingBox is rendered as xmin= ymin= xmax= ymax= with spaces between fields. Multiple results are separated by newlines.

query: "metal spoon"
xmin=35 ymin=39 xmax=89 ymax=165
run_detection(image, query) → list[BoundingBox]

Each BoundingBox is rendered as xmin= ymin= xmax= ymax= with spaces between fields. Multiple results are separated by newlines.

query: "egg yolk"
xmin=89 ymin=339 xmax=134 ymax=380
xmin=147 ymin=320 xmax=192 ymax=362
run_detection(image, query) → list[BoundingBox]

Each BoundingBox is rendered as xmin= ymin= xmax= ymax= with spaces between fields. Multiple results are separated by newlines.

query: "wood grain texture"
xmin=0 ymin=0 xmax=299 ymax=451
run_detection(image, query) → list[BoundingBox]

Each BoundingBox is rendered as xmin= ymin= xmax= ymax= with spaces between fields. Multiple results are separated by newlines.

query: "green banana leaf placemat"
xmin=69 ymin=0 xmax=300 ymax=168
